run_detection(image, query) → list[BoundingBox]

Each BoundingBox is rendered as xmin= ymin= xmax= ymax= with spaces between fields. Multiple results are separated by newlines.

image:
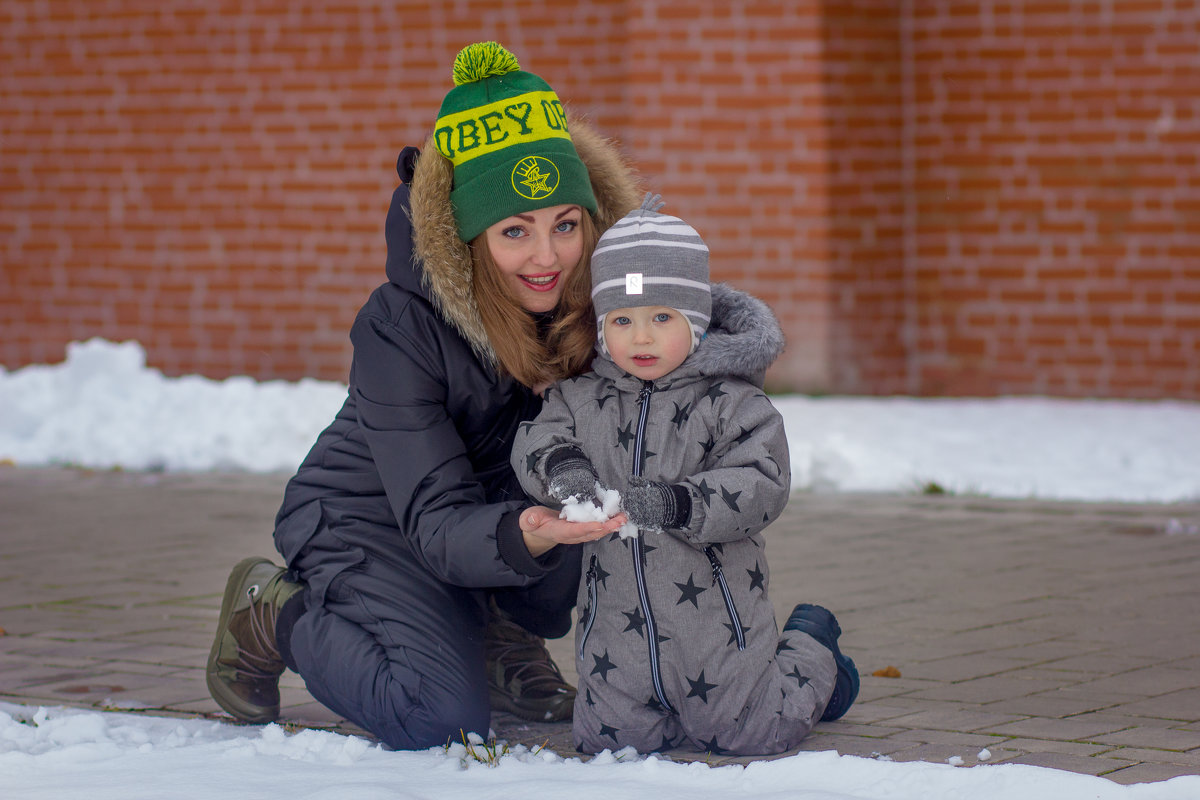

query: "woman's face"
xmin=483 ymin=204 xmax=585 ymax=313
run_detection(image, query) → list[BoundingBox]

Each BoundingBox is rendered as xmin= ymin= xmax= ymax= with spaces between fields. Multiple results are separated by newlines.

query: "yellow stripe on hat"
xmin=434 ymin=90 xmax=573 ymax=166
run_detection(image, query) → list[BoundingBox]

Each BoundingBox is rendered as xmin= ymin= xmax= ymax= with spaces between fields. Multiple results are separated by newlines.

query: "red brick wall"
xmin=907 ymin=1 xmax=1200 ymax=398
xmin=3 ymin=1 xmax=1198 ymax=398
xmin=822 ymin=2 xmax=909 ymax=395
xmin=0 ymin=1 xmax=631 ymax=380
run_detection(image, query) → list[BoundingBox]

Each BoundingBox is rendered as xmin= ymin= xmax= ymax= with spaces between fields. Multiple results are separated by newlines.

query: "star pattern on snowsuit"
xmin=598 ymin=722 xmax=620 ymax=742
xmin=747 ymin=561 xmax=766 ymax=593
xmin=776 ymin=638 xmax=796 ymax=655
xmin=616 ymin=421 xmax=635 ymax=451
xmin=593 ymin=560 xmax=612 ymax=590
xmin=696 ymin=479 xmax=716 ymax=507
xmin=645 ymin=695 xmax=667 ymax=713
xmin=525 ymin=450 xmax=540 ymax=473
xmin=720 ymin=486 xmax=742 ymax=512
xmin=702 ymin=382 xmax=728 ymax=405
xmin=591 ymin=650 xmax=617 ymax=681
xmin=723 ymin=621 xmax=750 ymax=647
xmin=698 ymin=735 xmax=727 ymax=755
xmin=786 ymin=664 xmax=811 ymax=688
xmin=699 ymin=435 xmax=717 ymax=459
xmin=596 ymin=391 xmax=617 ymax=410
xmin=674 ymin=573 xmax=707 ymax=607
xmin=686 ymin=670 xmax=718 ymax=703
xmin=671 ymin=401 xmax=692 ymax=429
xmin=518 ymin=421 xmax=536 ymax=434
xmin=622 ymin=606 xmax=646 ymax=638
xmin=586 ymin=688 xmax=596 ymax=706
xmin=733 ymin=426 xmax=754 ymax=446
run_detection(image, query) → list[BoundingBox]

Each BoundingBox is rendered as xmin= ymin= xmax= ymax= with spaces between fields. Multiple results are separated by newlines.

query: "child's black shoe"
xmin=783 ymin=603 xmax=860 ymax=721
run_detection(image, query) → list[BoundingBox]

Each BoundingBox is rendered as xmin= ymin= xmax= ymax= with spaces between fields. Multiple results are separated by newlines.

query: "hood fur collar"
xmin=407 ymin=117 xmax=642 ymax=366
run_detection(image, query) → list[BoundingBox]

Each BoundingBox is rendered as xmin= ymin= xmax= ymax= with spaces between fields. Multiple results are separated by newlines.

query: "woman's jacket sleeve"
xmin=349 ymin=307 xmax=561 ymax=588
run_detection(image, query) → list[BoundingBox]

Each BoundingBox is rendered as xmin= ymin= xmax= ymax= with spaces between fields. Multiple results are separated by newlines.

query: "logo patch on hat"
xmin=512 ymin=156 xmax=560 ymax=200
xmin=625 ymin=273 xmax=643 ymax=295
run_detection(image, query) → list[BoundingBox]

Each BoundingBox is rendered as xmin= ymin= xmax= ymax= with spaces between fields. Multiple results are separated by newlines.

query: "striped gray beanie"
xmin=591 ymin=194 xmax=712 ymax=349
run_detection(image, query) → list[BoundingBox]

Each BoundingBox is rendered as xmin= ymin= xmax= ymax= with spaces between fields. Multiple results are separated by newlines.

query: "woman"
xmin=206 ymin=42 xmax=640 ymax=750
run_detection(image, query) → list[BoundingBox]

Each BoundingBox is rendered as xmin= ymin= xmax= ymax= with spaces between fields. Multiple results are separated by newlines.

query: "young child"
xmin=511 ymin=197 xmax=859 ymax=755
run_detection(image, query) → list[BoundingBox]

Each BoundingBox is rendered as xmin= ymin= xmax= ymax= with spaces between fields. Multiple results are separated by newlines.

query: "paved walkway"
xmin=2 ymin=465 xmax=1199 ymax=783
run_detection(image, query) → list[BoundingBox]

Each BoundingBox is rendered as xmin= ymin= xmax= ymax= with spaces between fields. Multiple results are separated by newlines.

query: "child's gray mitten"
xmin=623 ymin=476 xmax=692 ymax=532
xmin=545 ymin=446 xmax=601 ymax=503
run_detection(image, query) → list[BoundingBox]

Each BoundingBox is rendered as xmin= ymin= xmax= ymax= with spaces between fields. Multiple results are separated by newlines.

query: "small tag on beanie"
xmin=625 ymin=273 xmax=643 ymax=295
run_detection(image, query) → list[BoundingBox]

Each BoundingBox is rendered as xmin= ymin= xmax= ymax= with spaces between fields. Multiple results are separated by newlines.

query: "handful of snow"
xmin=559 ymin=485 xmax=641 ymax=539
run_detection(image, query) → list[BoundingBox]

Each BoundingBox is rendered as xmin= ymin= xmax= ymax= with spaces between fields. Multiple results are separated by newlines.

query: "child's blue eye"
xmin=654 ymin=312 xmax=671 ymax=323
xmin=613 ymin=316 xmax=631 ymax=326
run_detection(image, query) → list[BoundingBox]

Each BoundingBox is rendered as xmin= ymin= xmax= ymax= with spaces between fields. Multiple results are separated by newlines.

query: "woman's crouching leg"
xmin=287 ymin=566 xmax=490 ymax=750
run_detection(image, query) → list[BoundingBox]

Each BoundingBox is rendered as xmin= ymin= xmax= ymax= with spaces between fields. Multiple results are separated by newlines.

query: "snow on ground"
xmin=1 ymin=338 xmax=1197 ymax=502
xmin=2 ymin=703 xmax=1198 ymax=800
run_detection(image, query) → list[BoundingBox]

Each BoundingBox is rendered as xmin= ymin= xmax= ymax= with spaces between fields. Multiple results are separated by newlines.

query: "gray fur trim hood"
xmin=405 ymin=116 xmax=643 ymax=366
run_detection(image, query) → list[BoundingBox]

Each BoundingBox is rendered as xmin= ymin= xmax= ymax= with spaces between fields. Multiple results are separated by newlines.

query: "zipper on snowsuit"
xmin=705 ymin=546 xmax=746 ymax=651
xmin=631 ymin=380 xmax=675 ymax=714
xmin=579 ymin=554 xmax=599 ymax=656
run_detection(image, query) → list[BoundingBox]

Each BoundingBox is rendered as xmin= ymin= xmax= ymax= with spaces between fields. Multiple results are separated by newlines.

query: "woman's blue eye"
xmin=502 ymin=226 xmax=525 ymax=239
xmin=555 ymin=219 xmax=579 ymax=234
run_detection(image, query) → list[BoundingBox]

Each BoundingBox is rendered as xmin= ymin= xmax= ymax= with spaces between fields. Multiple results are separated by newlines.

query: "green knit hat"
xmin=434 ymin=42 xmax=597 ymax=242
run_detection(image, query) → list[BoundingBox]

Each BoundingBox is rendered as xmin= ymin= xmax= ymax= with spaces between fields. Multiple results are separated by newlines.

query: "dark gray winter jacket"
xmin=511 ymin=286 xmax=794 ymax=749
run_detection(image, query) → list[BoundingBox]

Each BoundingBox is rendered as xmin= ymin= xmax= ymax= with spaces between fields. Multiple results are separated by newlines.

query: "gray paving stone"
xmin=1104 ymin=763 xmax=1200 ymax=784
xmin=998 ymin=751 xmax=1136 ymax=776
xmin=994 ymin=737 xmax=1125 ymax=757
xmin=986 ymin=715 xmax=1133 ymax=742
xmin=1109 ymin=689 xmax=1200 ymax=721
xmin=880 ymin=708 xmax=1029 ymax=732
xmin=4 ymin=467 xmax=1200 ymax=781
xmin=883 ymin=742 xmax=994 ymax=765
xmin=908 ymin=675 xmax=1066 ymax=704
xmin=1080 ymin=717 xmax=1200 ymax=751
xmin=989 ymin=689 xmax=1145 ymax=718
xmin=1091 ymin=748 xmax=1200 ymax=768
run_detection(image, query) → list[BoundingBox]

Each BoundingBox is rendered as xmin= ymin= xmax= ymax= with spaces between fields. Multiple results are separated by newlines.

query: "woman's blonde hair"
xmin=471 ymin=211 xmax=600 ymax=388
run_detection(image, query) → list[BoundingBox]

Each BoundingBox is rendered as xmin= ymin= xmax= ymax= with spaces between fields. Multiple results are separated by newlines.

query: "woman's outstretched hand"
xmin=520 ymin=505 xmax=627 ymax=557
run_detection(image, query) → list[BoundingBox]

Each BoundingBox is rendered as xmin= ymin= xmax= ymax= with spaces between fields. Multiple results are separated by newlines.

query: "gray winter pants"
xmin=574 ymin=626 xmax=837 ymax=755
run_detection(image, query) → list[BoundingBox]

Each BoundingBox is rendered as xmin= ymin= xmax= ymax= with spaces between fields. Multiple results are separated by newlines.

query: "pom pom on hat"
xmin=452 ymin=42 xmax=521 ymax=86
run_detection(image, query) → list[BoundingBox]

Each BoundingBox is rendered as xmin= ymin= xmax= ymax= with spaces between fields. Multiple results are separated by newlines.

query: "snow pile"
xmin=0 ymin=339 xmax=345 ymax=473
xmin=1 ymin=338 xmax=1198 ymax=503
xmin=3 ymin=704 xmax=1198 ymax=800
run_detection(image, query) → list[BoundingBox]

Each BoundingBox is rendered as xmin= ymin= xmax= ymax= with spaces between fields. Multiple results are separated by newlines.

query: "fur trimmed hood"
xmin=403 ymin=116 xmax=643 ymax=366
xmin=593 ymin=282 xmax=786 ymax=389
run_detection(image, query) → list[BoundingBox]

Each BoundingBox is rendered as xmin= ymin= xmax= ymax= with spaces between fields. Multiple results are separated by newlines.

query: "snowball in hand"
xmin=559 ymin=486 xmax=641 ymax=539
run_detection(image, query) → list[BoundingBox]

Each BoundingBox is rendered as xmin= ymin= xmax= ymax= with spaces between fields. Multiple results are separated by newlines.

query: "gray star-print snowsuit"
xmin=511 ymin=285 xmax=837 ymax=755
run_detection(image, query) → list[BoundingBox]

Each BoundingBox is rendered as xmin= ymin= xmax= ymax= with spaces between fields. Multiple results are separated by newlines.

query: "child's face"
xmin=603 ymin=305 xmax=693 ymax=381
